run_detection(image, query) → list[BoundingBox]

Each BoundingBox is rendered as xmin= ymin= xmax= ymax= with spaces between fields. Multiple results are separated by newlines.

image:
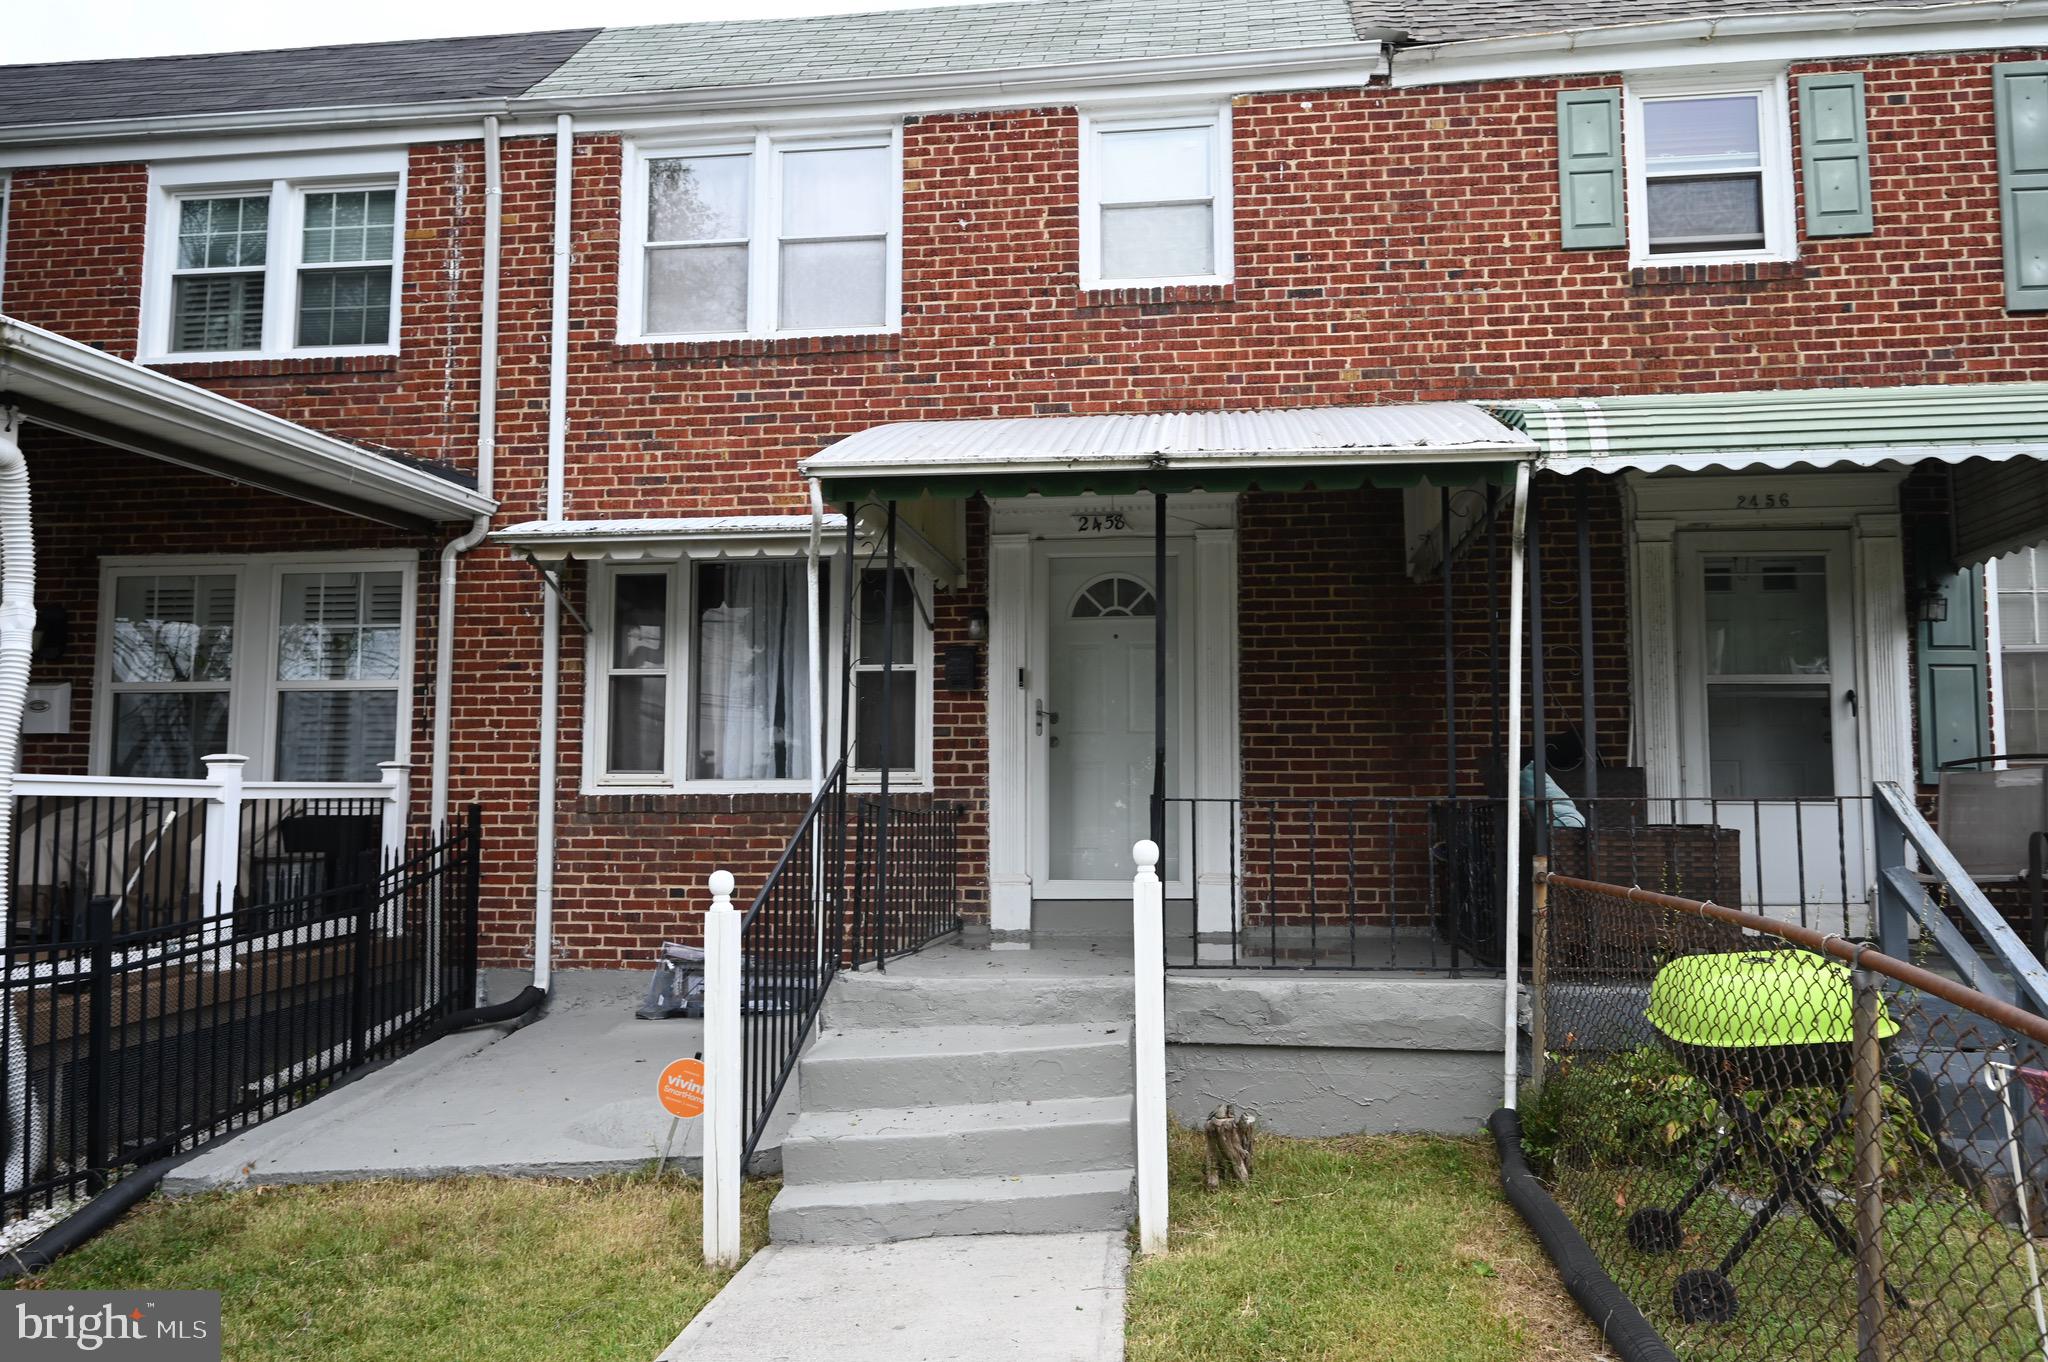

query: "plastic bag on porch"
xmin=636 ymin=943 xmax=706 ymax=1020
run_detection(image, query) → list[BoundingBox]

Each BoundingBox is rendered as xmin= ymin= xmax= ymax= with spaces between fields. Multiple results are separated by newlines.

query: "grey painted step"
xmin=781 ymin=1095 xmax=1136 ymax=1185
xmin=823 ymin=974 xmax=1134 ymax=1028
xmin=799 ymin=1023 xmax=1132 ymax=1110
xmin=1032 ymin=900 xmax=1194 ymax=939
xmin=769 ymin=1169 xmax=1135 ymax=1244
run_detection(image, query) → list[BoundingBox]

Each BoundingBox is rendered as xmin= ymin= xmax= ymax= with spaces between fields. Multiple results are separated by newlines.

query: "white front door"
xmin=1676 ymin=532 xmax=1869 ymax=926
xmin=1030 ymin=547 xmax=1194 ymax=898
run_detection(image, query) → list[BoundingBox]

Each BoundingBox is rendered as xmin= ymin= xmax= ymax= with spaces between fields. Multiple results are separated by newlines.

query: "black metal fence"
xmin=1525 ymin=869 xmax=2048 ymax=1360
xmin=1161 ymin=796 xmax=1507 ymax=972
xmin=849 ymin=792 xmax=964 ymax=969
xmin=2 ymin=807 xmax=480 ymax=1228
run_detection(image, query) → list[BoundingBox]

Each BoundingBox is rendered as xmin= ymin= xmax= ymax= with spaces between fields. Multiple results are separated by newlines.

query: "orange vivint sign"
xmin=659 ymin=1058 xmax=707 ymax=1119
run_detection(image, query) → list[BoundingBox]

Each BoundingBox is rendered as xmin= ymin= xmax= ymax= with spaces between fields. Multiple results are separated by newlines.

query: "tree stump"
xmin=1202 ymin=1103 xmax=1256 ymax=1190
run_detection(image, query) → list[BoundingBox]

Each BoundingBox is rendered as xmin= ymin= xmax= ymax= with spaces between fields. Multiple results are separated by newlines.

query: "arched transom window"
xmin=1071 ymin=575 xmax=1156 ymax=619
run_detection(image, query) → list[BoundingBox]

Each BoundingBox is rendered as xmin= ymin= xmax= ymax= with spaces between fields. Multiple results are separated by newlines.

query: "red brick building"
xmin=5 ymin=0 xmax=2048 ymax=977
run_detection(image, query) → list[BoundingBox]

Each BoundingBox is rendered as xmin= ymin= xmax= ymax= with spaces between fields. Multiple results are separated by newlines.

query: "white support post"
xmin=377 ymin=761 xmax=410 ymax=931
xmin=1501 ymin=464 xmax=1531 ymax=1111
xmin=200 ymin=753 xmax=246 ymax=961
xmin=1132 ymin=839 xmax=1169 ymax=1254
xmin=701 ymin=869 xmax=743 ymax=1269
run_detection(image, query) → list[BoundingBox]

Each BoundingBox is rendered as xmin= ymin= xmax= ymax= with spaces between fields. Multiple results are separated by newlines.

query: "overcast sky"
xmin=13 ymin=0 xmax=1000 ymax=64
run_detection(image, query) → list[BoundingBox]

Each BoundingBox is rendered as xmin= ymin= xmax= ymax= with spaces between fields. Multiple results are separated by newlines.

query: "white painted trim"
xmin=1623 ymin=70 xmax=1797 ymax=269
xmin=0 ymin=172 xmax=11 ymax=314
xmin=0 ymin=43 xmax=1389 ymax=168
xmin=1077 ymin=103 xmax=1234 ymax=290
xmin=1391 ymin=4 xmax=2048 ymax=87
xmin=1854 ymin=513 xmax=1916 ymax=792
xmin=1989 ymin=555 xmax=2010 ymax=758
xmin=616 ymin=127 xmax=903 ymax=344
xmin=138 ymin=149 xmax=409 ymax=365
xmin=986 ymin=532 xmax=1035 ymax=935
xmin=1192 ymin=526 xmax=1241 ymax=936
xmin=90 ymin=550 xmax=418 ymax=784
xmin=0 ymin=315 xmax=493 ymax=524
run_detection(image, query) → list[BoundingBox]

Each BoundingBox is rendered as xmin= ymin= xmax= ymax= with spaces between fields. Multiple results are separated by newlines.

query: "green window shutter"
xmin=1918 ymin=565 xmax=1991 ymax=782
xmin=1557 ymin=88 xmax=1624 ymax=250
xmin=1798 ymin=71 xmax=1873 ymax=237
xmin=1995 ymin=61 xmax=2048 ymax=311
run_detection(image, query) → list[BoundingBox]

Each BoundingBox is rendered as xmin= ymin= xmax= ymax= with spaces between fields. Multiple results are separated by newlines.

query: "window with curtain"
xmin=1999 ymin=545 xmax=2048 ymax=753
xmin=274 ymin=571 xmax=404 ymax=781
xmin=171 ymin=196 xmax=269 ymax=353
xmin=631 ymin=133 xmax=896 ymax=339
xmin=296 ymin=188 xmax=396 ymax=346
xmin=1082 ymin=109 xmax=1230 ymax=287
xmin=1624 ymin=78 xmax=1793 ymax=263
xmin=592 ymin=559 xmax=926 ymax=788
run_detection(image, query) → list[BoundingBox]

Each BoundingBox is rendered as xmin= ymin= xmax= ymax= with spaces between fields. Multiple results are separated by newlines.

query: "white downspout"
xmin=1501 ymin=462 xmax=1531 ymax=1111
xmin=533 ymin=113 xmax=573 ymax=993
xmin=430 ymin=114 xmax=502 ymax=834
xmin=0 ymin=406 xmax=45 ymax=1192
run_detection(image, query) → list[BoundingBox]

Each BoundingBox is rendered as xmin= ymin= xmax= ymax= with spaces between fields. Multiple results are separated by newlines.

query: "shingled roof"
xmin=0 ymin=0 xmax=2004 ymax=131
xmin=0 ymin=28 xmax=600 ymax=129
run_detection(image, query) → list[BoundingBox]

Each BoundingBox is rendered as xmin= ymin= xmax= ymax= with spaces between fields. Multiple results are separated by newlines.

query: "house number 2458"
xmin=1073 ymin=512 xmax=1129 ymax=532
xmin=1736 ymin=493 xmax=1792 ymax=510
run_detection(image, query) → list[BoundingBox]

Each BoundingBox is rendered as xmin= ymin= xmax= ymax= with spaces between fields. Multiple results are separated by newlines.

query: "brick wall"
xmin=7 ymin=48 xmax=2046 ymax=965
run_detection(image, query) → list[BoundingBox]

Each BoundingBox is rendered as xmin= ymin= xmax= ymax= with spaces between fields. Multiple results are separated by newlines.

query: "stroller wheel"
xmin=1626 ymin=1207 xmax=1684 ymax=1254
xmin=1673 ymin=1269 xmax=1739 ymax=1324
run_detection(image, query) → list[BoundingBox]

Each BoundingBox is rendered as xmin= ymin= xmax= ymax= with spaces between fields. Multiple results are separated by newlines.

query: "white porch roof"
xmin=488 ymin=512 xmax=962 ymax=584
xmin=801 ymin=402 xmax=1536 ymax=499
xmin=0 ymin=314 xmax=495 ymax=528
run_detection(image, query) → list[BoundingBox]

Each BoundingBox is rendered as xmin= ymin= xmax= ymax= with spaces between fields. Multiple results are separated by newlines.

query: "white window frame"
xmin=617 ymin=127 xmax=904 ymax=343
xmin=1995 ymin=545 xmax=2048 ymax=757
xmin=1078 ymin=104 xmax=1234 ymax=290
xmin=139 ymin=150 xmax=408 ymax=363
xmin=584 ymin=555 xmax=933 ymax=795
xmin=92 ymin=551 xmax=417 ymax=782
xmin=1623 ymin=71 xmax=1796 ymax=268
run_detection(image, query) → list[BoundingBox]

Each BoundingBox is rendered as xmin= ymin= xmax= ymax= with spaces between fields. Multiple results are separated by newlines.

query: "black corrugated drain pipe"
xmin=1490 ymin=1107 xmax=1678 ymax=1362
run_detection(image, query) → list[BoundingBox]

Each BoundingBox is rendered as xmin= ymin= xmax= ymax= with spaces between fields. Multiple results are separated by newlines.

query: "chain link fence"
xmin=1526 ymin=869 xmax=2048 ymax=1360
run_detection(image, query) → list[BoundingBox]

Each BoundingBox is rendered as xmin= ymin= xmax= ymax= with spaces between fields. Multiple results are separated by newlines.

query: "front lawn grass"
xmin=1126 ymin=1127 xmax=1610 ymax=1362
xmin=6 ymin=1173 xmax=774 ymax=1362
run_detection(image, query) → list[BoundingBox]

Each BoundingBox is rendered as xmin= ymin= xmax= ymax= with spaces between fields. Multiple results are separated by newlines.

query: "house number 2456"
xmin=1735 ymin=493 xmax=1792 ymax=510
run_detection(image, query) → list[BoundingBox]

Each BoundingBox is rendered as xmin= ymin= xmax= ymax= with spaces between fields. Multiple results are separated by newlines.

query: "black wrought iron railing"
xmin=1163 ymin=795 xmax=1508 ymax=972
xmin=848 ymin=793 xmax=964 ymax=969
xmin=736 ymin=764 xmax=848 ymax=1168
xmin=1 ymin=807 xmax=480 ymax=1228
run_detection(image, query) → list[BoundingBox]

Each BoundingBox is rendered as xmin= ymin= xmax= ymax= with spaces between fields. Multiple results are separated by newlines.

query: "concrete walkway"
xmin=661 ymin=1232 xmax=1128 ymax=1362
xmin=166 ymin=970 xmax=783 ymax=1192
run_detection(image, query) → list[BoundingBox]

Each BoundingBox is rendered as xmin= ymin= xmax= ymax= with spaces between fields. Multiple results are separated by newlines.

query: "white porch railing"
xmin=1132 ymin=838 xmax=1168 ymax=1254
xmin=9 ymin=755 xmax=410 ymax=949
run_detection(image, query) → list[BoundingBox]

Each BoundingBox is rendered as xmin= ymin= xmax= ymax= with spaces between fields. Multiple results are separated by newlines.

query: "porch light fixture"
xmin=1917 ymin=592 xmax=1949 ymax=625
xmin=30 ymin=604 xmax=67 ymax=664
xmin=965 ymin=606 xmax=989 ymax=641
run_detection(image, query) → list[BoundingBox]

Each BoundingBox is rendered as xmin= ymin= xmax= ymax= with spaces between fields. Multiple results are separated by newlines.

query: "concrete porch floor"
xmin=167 ymin=969 xmax=783 ymax=1194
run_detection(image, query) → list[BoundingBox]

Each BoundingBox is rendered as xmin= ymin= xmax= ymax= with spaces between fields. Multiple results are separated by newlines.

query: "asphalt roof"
xmin=0 ymin=1 xmax=2001 ymax=131
xmin=0 ymin=28 xmax=601 ymax=129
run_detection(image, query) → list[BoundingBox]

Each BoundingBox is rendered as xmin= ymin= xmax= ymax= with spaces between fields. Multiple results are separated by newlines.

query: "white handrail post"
xmin=377 ymin=761 xmax=410 ymax=933
xmin=702 ymin=869 xmax=743 ymax=1268
xmin=200 ymin=753 xmax=245 ymax=964
xmin=1132 ymin=839 xmax=1169 ymax=1254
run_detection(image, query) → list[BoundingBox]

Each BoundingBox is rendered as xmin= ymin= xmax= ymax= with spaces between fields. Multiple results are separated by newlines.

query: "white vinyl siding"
xmin=622 ymin=130 xmax=901 ymax=342
xmin=1079 ymin=107 xmax=1232 ymax=288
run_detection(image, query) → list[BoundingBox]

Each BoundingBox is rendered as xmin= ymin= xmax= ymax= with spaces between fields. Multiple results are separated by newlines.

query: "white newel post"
xmin=378 ymin=761 xmax=411 ymax=866
xmin=701 ymin=869 xmax=743 ymax=1268
xmin=199 ymin=753 xmax=246 ymax=958
xmin=1132 ymin=839 xmax=1169 ymax=1254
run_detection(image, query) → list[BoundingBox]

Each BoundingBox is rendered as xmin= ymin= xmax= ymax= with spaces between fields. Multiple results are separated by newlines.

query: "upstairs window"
xmin=1625 ymin=76 xmax=1794 ymax=266
xmin=142 ymin=153 xmax=405 ymax=361
xmin=623 ymin=131 xmax=901 ymax=341
xmin=1079 ymin=108 xmax=1232 ymax=288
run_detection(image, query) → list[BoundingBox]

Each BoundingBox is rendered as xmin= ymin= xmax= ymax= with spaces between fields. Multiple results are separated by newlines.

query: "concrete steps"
xmin=771 ymin=952 xmax=1138 ymax=1244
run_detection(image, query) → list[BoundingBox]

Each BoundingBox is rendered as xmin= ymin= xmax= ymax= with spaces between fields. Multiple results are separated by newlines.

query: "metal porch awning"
xmin=799 ymin=402 xmax=1537 ymax=501
xmin=1506 ymin=383 xmax=2048 ymax=477
xmin=0 ymin=314 xmax=495 ymax=530
xmin=489 ymin=512 xmax=963 ymax=585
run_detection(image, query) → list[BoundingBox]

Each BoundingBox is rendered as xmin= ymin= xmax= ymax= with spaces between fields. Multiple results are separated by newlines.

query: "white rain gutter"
xmin=0 ymin=407 xmax=45 ymax=1190
xmin=1392 ymin=0 xmax=2048 ymax=86
xmin=430 ymin=115 xmax=502 ymax=835
xmin=1501 ymin=462 xmax=1530 ymax=1112
xmin=533 ymin=113 xmax=574 ymax=994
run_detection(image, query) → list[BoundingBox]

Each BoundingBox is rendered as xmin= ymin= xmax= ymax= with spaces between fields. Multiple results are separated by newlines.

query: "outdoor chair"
xmin=1917 ymin=762 xmax=2048 ymax=956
